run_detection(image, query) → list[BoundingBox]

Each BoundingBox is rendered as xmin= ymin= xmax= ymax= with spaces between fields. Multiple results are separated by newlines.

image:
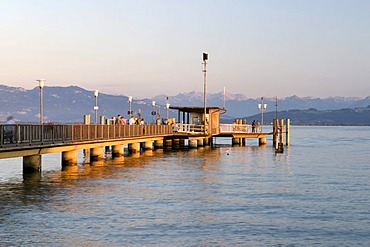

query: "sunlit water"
xmin=1 ymin=126 xmax=369 ymax=246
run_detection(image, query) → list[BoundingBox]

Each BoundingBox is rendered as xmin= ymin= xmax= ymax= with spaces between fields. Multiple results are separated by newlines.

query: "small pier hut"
xmin=169 ymin=106 xmax=226 ymax=136
xmin=169 ymin=106 xmax=276 ymax=146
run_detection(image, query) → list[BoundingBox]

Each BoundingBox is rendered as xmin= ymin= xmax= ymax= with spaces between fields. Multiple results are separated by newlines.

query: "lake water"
xmin=1 ymin=126 xmax=369 ymax=246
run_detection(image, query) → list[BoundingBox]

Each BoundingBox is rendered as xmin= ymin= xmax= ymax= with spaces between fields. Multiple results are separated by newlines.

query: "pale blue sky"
xmin=1 ymin=0 xmax=369 ymax=98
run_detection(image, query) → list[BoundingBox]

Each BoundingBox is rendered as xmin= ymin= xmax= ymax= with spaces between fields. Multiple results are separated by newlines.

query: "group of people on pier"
xmin=113 ymin=115 xmax=145 ymax=125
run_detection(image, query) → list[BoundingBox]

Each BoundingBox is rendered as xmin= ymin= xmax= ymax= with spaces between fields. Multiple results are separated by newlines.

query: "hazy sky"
xmin=1 ymin=0 xmax=369 ymax=98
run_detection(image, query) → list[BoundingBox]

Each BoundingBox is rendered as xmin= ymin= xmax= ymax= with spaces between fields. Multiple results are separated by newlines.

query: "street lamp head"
xmin=203 ymin=52 xmax=208 ymax=61
xmin=152 ymin=101 xmax=156 ymax=107
xmin=37 ymin=79 xmax=45 ymax=88
xmin=263 ymin=104 xmax=267 ymax=110
xmin=258 ymin=104 xmax=262 ymax=110
xmin=94 ymin=90 xmax=99 ymax=97
xmin=166 ymin=103 xmax=170 ymax=109
xmin=128 ymin=96 xmax=132 ymax=103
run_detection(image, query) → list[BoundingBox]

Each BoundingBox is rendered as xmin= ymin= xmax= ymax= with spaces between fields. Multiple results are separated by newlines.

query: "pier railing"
xmin=219 ymin=124 xmax=254 ymax=133
xmin=0 ymin=124 xmax=173 ymax=147
xmin=174 ymin=123 xmax=262 ymax=135
xmin=176 ymin=123 xmax=205 ymax=134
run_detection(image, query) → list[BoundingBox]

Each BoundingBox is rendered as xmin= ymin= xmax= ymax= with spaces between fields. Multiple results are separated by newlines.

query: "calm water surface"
xmin=0 ymin=126 xmax=369 ymax=246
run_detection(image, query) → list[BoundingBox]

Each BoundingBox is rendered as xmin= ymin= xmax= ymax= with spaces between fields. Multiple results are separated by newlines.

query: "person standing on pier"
xmin=255 ymin=121 xmax=260 ymax=133
xmin=5 ymin=116 xmax=15 ymax=143
xmin=121 ymin=116 xmax=127 ymax=125
xmin=129 ymin=116 xmax=135 ymax=125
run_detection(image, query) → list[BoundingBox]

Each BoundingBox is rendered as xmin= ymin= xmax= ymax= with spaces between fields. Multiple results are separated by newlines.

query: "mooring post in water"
xmin=273 ymin=118 xmax=278 ymax=148
xmin=286 ymin=118 xmax=290 ymax=146
xmin=276 ymin=119 xmax=284 ymax=153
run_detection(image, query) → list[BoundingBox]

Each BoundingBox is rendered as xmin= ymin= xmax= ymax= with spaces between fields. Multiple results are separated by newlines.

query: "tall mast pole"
xmin=203 ymin=52 xmax=208 ymax=133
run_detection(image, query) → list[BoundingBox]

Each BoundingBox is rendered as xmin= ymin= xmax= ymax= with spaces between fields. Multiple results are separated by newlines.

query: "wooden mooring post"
xmin=274 ymin=118 xmax=290 ymax=153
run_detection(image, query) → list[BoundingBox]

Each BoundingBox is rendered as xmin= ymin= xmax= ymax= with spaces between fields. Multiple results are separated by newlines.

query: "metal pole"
xmin=152 ymin=101 xmax=155 ymax=124
xmin=94 ymin=90 xmax=99 ymax=124
xmin=95 ymin=96 xmax=98 ymax=124
xmin=40 ymin=87 xmax=43 ymax=124
xmin=275 ymin=96 xmax=278 ymax=120
xmin=261 ymin=97 xmax=264 ymax=132
xmin=128 ymin=96 xmax=132 ymax=118
xmin=203 ymin=52 xmax=208 ymax=134
xmin=37 ymin=79 xmax=45 ymax=124
xmin=166 ymin=97 xmax=169 ymax=119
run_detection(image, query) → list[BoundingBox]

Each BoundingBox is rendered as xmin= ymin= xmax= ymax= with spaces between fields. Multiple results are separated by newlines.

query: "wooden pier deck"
xmin=0 ymin=122 xmax=273 ymax=174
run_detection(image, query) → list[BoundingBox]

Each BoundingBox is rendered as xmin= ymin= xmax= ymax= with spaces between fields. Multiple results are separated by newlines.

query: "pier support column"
xmin=130 ymin=142 xmax=141 ymax=153
xmin=173 ymin=139 xmax=180 ymax=149
xmin=232 ymin=137 xmax=240 ymax=146
xmin=90 ymin=147 xmax=104 ymax=161
xmin=204 ymin=138 xmax=209 ymax=146
xmin=154 ymin=139 xmax=164 ymax=149
xmin=259 ymin=137 xmax=266 ymax=146
xmin=197 ymin=139 xmax=204 ymax=147
xmin=144 ymin=141 xmax=153 ymax=151
xmin=189 ymin=139 xmax=198 ymax=148
xmin=179 ymin=139 xmax=185 ymax=148
xmin=112 ymin=144 xmax=124 ymax=157
xmin=62 ymin=150 xmax=78 ymax=166
xmin=23 ymin=155 xmax=41 ymax=174
xmin=242 ymin=138 xmax=246 ymax=146
xmin=164 ymin=139 xmax=172 ymax=149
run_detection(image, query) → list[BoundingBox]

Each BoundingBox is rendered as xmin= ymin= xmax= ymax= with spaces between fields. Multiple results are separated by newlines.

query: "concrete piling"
xmin=259 ymin=137 xmax=266 ymax=145
xmin=144 ymin=141 xmax=153 ymax=151
xmin=232 ymin=138 xmax=240 ymax=145
xmin=189 ymin=139 xmax=197 ymax=148
xmin=23 ymin=155 xmax=41 ymax=173
xmin=112 ymin=144 xmax=124 ymax=157
xmin=154 ymin=140 xmax=164 ymax=149
xmin=90 ymin=147 xmax=104 ymax=161
xmin=197 ymin=139 xmax=204 ymax=147
xmin=130 ymin=142 xmax=141 ymax=153
xmin=62 ymin=150 xmax=78 ymax=166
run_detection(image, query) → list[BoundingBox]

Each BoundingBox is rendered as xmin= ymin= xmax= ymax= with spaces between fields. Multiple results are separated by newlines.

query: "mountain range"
xmin=1 ymin=85 xmax=370 ymax=125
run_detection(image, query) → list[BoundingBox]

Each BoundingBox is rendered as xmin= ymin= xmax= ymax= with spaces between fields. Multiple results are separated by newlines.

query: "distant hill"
xmin=237 ymin=107 xmax=370 ymax=126
xmin=1 ymin=84 xmax=370 ymax=125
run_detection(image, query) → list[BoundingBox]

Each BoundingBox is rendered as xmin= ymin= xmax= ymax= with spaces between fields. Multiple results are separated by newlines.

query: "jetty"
xmin=0 ymin=106 xmax=290 ymax=174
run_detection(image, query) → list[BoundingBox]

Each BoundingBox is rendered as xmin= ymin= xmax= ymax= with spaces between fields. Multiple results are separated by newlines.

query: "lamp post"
xmin=166 ymin=103 xmax=170 ymax=119
xmin=203 ymin=52 xmax=208 ymax=134
xmin=128 ymin=96 xmax=132 ymax=118
xmin=166 ymin=96 xmax=170 ymax=119
xmin=257 ymin=97 xmax=267 ymax=132
xmin=94 ymin=90 xmax=99 ymax=124
xmin=151 ymin=101 xmax=156 ymax=124
xmin=37 ymin=79 xmax=45 ymax=124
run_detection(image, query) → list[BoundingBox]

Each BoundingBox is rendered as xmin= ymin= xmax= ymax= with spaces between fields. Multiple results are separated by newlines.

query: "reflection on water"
xmin=1 ymin=127 xmax=370 ymax=246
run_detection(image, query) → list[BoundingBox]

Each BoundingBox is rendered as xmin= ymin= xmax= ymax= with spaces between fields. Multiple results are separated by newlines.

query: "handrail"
xmin=219 ymin=124 xmax=259 ymax=133
xmin=176 ymin=123 xmax=205 ymax=134
xmin=0 ymin=124 xmax=173 ymax=148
